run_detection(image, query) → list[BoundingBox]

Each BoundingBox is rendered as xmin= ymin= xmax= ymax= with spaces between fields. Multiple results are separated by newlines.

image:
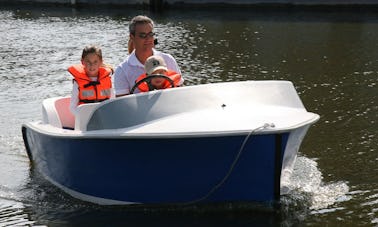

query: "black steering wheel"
xmin=130 ymin=74 xmax=175 ymax=94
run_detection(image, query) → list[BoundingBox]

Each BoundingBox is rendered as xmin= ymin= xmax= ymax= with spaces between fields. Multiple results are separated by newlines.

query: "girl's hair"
xmin=81 ymin=45 xmax=102 ymax=60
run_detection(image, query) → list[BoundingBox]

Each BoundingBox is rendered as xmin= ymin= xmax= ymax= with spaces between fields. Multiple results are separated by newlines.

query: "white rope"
xmin=182 ymin=122 xmax=275 ymax=205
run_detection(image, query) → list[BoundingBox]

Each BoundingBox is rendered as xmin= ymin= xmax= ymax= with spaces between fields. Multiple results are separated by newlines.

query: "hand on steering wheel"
xmin=130 ymin=74 xmax=175 ymax=94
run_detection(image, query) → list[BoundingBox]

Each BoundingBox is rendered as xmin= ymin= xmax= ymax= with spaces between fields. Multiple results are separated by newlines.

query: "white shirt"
xmin=113 ymin=49 xmax=183 ymax=96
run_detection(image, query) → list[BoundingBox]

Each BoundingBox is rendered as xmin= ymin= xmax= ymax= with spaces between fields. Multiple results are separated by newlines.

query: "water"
xmin=0 ymin=5 xmax=377 ymax=226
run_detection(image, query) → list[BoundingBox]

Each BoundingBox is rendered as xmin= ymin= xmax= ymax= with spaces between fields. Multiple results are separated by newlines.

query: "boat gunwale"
xmin=22 ymin=114 xmax=319 ymax=139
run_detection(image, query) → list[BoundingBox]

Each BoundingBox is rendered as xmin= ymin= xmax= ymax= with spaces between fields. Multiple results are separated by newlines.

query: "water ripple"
xmin=0 ymin=199 xmax=36 ymax=227
xmin=1 ymin=6 xmax=378 ymax=226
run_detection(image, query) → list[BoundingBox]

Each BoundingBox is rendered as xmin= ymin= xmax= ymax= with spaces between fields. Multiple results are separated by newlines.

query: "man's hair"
xmin=129 ymin=15 xmax=154 ymax=35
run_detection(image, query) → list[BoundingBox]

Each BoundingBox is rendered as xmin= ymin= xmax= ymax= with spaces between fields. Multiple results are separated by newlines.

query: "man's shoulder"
xmin=155 ymin=51 xmax=176 ymax=63
xmin=156 ymin=50 xmax=174 ymax=58
xmin=118 ymin=55 xmax=131 ymax=67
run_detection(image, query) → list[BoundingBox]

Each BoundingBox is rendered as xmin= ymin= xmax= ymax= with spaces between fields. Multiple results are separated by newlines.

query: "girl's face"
xmin=81 ymin=53 xmax=103 ymax=77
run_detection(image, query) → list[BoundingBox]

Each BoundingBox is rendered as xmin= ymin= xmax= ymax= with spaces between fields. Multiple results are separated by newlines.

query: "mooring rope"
xmin=182 ymin=122 xmax=276 ymax=205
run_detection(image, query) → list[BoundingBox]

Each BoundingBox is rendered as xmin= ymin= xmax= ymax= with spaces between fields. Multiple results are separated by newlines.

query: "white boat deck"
xmin=119 ymin=105 xmax=317 ymax=136
xmin=34 ymin=80 xmax=319 ymax=138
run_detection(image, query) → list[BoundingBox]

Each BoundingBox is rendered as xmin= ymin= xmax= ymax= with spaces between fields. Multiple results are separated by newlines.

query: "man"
xmin=113 ymin=15 xmax=183 ymax=96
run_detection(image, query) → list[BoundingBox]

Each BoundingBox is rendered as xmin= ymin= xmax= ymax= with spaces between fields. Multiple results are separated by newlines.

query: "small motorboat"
xmin=22 ymin=80 xmax=319 ymax=205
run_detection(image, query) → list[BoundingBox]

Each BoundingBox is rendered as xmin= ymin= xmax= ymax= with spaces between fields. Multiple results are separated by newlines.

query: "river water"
xmin=0 ymin=5 xmax=377 ymax=226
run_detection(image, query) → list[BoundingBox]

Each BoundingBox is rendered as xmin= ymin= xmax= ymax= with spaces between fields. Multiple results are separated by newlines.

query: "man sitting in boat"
xmin=133 ymin=55 xmax=182 ymax=93
xmin=68 ymin=45 xmax=113 ymax=116
xmin=113 ymin=15 xmax=184 ymax=96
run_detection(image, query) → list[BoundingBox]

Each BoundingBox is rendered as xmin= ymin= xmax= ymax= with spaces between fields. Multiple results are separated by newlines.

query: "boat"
xmin=22 ymin=80 xmax=319 ymax=205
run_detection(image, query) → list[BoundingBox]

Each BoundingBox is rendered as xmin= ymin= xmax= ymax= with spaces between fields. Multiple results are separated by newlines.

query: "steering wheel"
xmin=130 ymin=74 xmax=175 ymax=94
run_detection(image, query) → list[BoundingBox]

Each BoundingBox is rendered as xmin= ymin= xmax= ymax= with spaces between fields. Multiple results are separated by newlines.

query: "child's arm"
xmin=69 ymin=81 xmax=80 ymax=116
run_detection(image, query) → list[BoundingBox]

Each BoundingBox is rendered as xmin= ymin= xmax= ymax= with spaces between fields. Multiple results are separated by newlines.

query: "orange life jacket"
xmin=68 ymin=64 xmax=112 ymax=105
xmin=135 ymin=70 xmax=181 ymax=92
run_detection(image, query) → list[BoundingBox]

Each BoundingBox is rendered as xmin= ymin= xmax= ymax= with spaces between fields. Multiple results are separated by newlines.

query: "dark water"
xmin=0 ymin=5 xmax=377 ymax=226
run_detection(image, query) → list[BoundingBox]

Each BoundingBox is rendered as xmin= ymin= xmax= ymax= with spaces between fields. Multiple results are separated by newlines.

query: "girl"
xmin=68 ymin=45 xmax=113 ymax=116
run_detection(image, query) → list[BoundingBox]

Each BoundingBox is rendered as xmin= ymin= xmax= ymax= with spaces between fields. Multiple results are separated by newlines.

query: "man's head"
xmin=129 ymin=15 xmax=154 ymax=35
xmin=129 ymin=15 xmax=155 ymax=53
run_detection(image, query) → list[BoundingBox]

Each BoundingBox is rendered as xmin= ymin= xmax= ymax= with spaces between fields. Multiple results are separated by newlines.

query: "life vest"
xmin=135 ymin=70 xmax=181 ymax=92
xmin=68 ymin=64 xmax=112 ymax=105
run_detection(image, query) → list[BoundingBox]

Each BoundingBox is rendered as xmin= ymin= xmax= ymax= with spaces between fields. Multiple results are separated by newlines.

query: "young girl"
xmin=68 ymin=45 xmax=113 ymax=116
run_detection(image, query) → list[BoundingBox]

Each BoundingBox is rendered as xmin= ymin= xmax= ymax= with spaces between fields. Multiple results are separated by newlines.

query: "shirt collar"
xmin=129 ymin=49 xmax=159 ymax=67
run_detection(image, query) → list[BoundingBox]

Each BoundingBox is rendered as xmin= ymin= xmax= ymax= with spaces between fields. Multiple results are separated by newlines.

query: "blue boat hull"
xmin=22 ymin=126 xmax=289 ymax=205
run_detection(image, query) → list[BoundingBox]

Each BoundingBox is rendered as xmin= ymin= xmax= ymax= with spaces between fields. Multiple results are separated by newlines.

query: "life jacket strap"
xmin=79 ymin=98 xmax=108 ymax=104
xmin=84 ymin=81 xmax=100 ymax=88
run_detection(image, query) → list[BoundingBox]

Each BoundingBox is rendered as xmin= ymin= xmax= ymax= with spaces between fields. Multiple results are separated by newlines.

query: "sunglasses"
xmin=136 ymin=32 xmax=155 ymax=39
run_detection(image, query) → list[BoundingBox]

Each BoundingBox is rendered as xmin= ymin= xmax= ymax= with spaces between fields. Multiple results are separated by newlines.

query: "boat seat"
xmin=42 ymin=97 xmax=75 ymax=129
xmin=55 ymin=97 xmax=75 ymax=129
xmin=74 ymin=103 xmax=100 ymax=131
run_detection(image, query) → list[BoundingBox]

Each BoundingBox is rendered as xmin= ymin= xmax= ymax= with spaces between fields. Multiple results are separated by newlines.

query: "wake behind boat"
xmin=22 ymin=80 xmax=319 ymax=205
